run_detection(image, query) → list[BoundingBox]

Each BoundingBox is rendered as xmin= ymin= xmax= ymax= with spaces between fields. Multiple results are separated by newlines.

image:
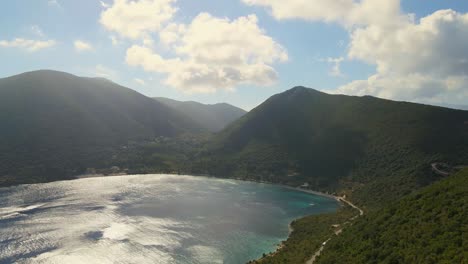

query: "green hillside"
xmin=196 ymin=87 xmax=468 ymax=209
xmin=155 ymin=97 xmax=246 ymax=132
xmin=250 ymin=206 xmax=357 ymax=264
xmin=316 ymin=169 xmax=468 ymax=264
xmin=0 ymin=70 xmax=200 ymax=186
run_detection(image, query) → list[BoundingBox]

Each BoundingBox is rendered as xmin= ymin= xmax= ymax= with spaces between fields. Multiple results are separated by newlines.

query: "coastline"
xmin=3 ymin=172 xmax=353 ymax=263
xmin=281 ymin=185 xmax=340 ymax=201
xmin=76 ymin=173 xmax=340 ymax=201
xmin=76 ymin=173 xmax=348 ymax=261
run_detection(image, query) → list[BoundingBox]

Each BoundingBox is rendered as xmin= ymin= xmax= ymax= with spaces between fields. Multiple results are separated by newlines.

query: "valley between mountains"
xmin=1 ymin=70 xmax=466 ymax=263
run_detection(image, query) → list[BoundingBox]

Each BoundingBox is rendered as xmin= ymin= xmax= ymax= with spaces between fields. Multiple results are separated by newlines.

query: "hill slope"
xmin=154 ymin=97 xmax=246 ymax=132
xmin=199 ymin=87 xmax=468 ymax=209
xmin=316 ymin=169 xmax=468 ymax=264
xmin=0 ymin=70 xmax=199 ymax=185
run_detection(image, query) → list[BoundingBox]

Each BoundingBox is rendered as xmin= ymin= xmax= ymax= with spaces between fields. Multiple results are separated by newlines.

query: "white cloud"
xmin=159 ymin=23 xmax=185 ymax=46
xmin=100 ymin=1 xmax=110 ymax=8
xmin=0 ymin=38 xmax=56 ymax=52
xmin=326 ymin=57 xmax=344 ymax=77
xmin=242 ymin=0 xmax=403 ymax=27
xmin=74 ymin=40 xmax=94 ymax=52
xmin=335 ymin=74 xmax=468 ymax=103
xmin=110 ymin=36 xmax=120 ymax=46
xmin=48 ymin=0 xmax=61 ymax=7
xmin=348 ymin=10 xmax=468 ymax=77
xmin=100 ymin=0 xmax=177 ymax=40
xmin=245 ymin=0 xmax=468 ymax=104
xmin=95 ymin=64 xmax=118 ymax=80
xmin=99 ymin=0 xmax=287 ymax=93
xmin=134 ymin=78 xmax=146 ymax=86
xmin=335 ymin=9 xmax=468 ymax=104
xmin=30 ymin=25 xmax=45 ymax=37
xmin=125 ymin=13 xmax=288 ymax=93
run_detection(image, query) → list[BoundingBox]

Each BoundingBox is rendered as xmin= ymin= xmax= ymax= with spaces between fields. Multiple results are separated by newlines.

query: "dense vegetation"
xmin=1 ymin=72 xmax=467 ymax=263
xmin=250 ymin=206 xmax=356 ymax=264
xmin=2 ymin=77 xmax=467 ymax=211
xmin=316 ymin=169 xmax=468 ymax=264
xmin=154 ymin=97 xmax=246 ymax=132
xmin=196 ymin=87 xmax=468 ymax=209
xmin=0 ymin=70 xmax=201 ymax=186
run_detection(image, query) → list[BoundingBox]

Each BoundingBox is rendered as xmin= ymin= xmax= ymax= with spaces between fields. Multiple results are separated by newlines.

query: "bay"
xmin=0 ymin=174 xmax=338 ymax=264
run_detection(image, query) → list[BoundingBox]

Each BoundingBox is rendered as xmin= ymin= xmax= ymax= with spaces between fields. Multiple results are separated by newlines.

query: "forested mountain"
xmin=1 ymin=72 xmax=466 ymax=262
xmin=154 ymin=97 xmax=246 ymax=132
xmin=198 ymin=86 xmax=468 ymax=209
xmin=0 ymin=70 xmax=200 ymax=186
xmin=316 ymin=169 xmax=468 ymax=264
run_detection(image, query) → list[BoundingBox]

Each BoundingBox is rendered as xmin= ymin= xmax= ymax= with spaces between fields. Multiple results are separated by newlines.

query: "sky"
xmin=1 ymin=0 xmax=468 ymax=110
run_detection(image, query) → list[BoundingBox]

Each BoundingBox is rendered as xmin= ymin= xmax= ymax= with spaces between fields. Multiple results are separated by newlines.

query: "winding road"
xmin=307 ymin=162 xmax=467 ymax=263
xmin=431 ymin=162 xmax=468 ymax=176
xmin=431 ymin=163 xmax=450 ymax=176
xmin=306 ymin=162 xmax=468 ymax=263
xmin=306 ymin=196 xmax=364 ymax=264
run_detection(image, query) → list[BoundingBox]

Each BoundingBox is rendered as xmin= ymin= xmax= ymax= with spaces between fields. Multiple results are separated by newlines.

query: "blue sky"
xmin=1 ymin=0 xmax=468 ymax=110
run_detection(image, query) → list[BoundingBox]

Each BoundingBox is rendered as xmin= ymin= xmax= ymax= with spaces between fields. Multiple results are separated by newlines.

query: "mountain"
xmin=0 ymin=70 xmax=200 ymax=186
xmin=199 ymin=86 xmax=468 ymax=209
xmin=154 ymin=97 xmax=246 ymax=132
xmin=316 ymin=169 xmax=468 ymax=264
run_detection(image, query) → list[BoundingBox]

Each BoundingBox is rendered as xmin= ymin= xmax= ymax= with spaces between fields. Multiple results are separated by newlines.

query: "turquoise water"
xmin=0 ymin=174 xmax=338 ymax=264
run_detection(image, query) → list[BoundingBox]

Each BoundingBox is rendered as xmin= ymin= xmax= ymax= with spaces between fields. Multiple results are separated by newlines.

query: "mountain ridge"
xmin=154 ymin=96 xmax=247 ymax=132
xmin=0 ymin=70 xmax=201 ymax=185
xmin=197 ymin=86 xmax=468 ymax=209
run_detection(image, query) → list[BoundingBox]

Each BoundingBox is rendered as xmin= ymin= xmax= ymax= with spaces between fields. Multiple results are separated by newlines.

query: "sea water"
xmin=0 ymin=174 xmax=338 ymax=264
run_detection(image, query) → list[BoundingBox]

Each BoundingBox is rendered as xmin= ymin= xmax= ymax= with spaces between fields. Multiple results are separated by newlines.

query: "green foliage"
xmin=154 ymin=97 xmax=246 ymax=132
xmin=249 ymin=206 xmax=356 ymax=264
xmin=1 ymin=74 xmax=466 ymax=263
xmin=109 ymin=134 xmax=211 ymax=175
xmin=316 ymin=170 xmax=468 ymax=264
xmin=202 ymin=87 xmax=468 ymax=209
xmin=0 ymin=70 xmax=201 ymax=186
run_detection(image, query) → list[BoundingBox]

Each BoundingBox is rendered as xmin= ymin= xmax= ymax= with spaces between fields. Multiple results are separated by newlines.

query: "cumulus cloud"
xmin=326 ymin=57 xmax=345 ymax=77
xmin=30 ymin=25 xmax=45 ymax=37
xmin=100 ymin=0 xmax=177 ymax=40
xmin=242 ymin=0 xmax=403 ymax=27
xmin=0 ymin=38 xmax=56 ymax=52
xmin=95 ymin=64 xmax=118 ymax=80
xmin=48 ymin=0 xmax=61 ymax=7
xmin=100 ymin=1 xmax=110 ymax=8
xmin=134 ymin=78 xmax=146 ymax=86
xmin=159 ymin=23 xmax=185 ymax=46
xmin=125 ymin=13 xmax=288 ymax=93
xmin=74 ymin=40 xmax=94 ymax=52
xmin=100 ymin=0 xmax=287 ymax=93
xmin=348 ymin=10 xmax=468 ymax=77
xmin=336 ymin=9 xmax=468 ymax=104
xmin=245 ymin=0 xmax=468 ymax=104
xmin=110 ymin=36 xmax=120 ymax=46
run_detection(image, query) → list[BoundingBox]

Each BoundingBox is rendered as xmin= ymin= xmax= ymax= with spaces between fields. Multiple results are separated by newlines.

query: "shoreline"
xmin=76 ymin=173 xmax=341 ymax=201
xmin=281 ymin=185 xmax=340 ymax=201
xmin=2 ymin=172 xmax=353 ymax=263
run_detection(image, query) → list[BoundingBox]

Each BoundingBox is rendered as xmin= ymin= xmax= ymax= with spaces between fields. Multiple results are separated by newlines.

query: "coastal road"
xmin=431 ymin=163 xmax=450 ymax=176
xmin=306 ymin=238 xmax=331 ymax=264
xmin=338 ymin=197 xmax=364 ymax=218
xmin=306 ymin=196 xmax=364 ymax=264
xmin=431 ymin=163 xmax=468 ymax=176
